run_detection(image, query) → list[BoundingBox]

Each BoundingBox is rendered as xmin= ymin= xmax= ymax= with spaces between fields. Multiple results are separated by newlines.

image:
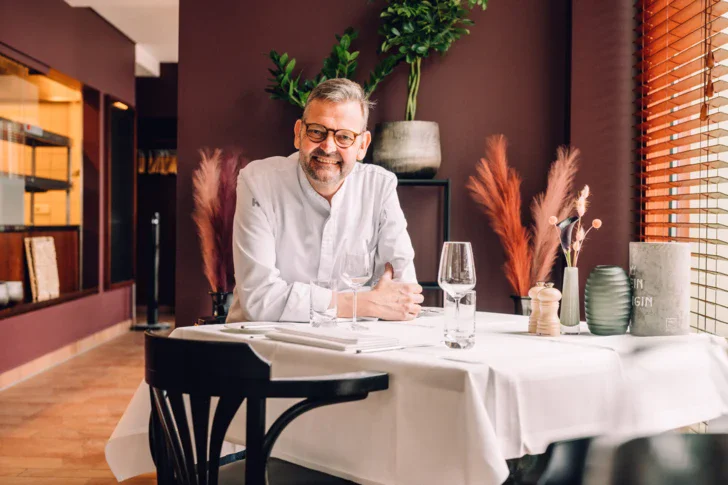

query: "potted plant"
xmin=265 ymin=28 xmax=398 ymax=109
xmin=371 ymin=0 xmax=489 ymax=178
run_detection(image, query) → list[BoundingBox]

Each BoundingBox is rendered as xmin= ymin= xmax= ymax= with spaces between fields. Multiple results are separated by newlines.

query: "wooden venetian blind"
xmin=636 ymin=0 xmax=728 ymax=335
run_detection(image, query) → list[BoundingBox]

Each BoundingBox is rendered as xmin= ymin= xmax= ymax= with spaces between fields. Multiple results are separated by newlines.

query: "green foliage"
xmin=363 ymin=54 xmax=402 ymax=96
xmin=265 ymin=28 xmax=394 ymax=110
xmin=265 ymin=1 xmax=491 ymax=119
xmin=375 ymin=0 xmax=489 ymax=120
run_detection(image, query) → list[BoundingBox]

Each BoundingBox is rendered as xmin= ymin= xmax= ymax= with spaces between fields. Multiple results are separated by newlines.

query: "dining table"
xmin=105 ymin=311 xmax=728 ymax=485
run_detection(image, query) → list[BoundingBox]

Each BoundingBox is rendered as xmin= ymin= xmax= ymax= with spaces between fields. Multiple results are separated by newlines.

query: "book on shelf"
xmin=24 ymin=236 xmax=60 ymax=302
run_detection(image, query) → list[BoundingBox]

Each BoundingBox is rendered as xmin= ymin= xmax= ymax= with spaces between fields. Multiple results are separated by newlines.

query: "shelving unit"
xmin=397 ymin=178 xmax=451 ymax=292
xmin=0 ymin=172 xmax=71 ymax=192
xmin=0 ymin=116 xmax=72 ymax=224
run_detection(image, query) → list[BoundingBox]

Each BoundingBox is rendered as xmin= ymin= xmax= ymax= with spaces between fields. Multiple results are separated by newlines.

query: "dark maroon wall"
xmin=136 ymin=63 xmax=178 ymax=308
xmin=177 ymin=0 xmax=571 ymax=322
xmin=137 ymin=63 xmax=178 ymax=119
xmin=0 ymin=0 xmax=135 ymax=374
xmin=0 ymin=0 xmax=135 ymax=104
xmin=570 ymin=0 xmax=636 ymax=299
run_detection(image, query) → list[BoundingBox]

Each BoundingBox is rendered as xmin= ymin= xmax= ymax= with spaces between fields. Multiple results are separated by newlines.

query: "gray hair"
xmin=303 ymin=78 xmax=374 ymax=131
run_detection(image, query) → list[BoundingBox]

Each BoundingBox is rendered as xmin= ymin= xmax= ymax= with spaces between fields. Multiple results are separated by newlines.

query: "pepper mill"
xmin=537 ymin=282 xmax=562 ymax=336
xmin=527 ymin=281 xmax=546 ymax=334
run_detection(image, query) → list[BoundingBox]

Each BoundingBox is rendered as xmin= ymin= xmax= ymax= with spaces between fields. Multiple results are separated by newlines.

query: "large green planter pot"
xmin=585 ymin=265 xmax=632 ymax=335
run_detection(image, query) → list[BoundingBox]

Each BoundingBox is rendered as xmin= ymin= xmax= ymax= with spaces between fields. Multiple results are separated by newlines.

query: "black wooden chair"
xmin=538 ymin=434 xmax=728 ymax=485
xmin=608 ymin=433 xmax=728 ymax=485
xmin=537 ymin=438 xmax=593 ymax=485
xmin=145 ymin=331 xmax=389 ymax=485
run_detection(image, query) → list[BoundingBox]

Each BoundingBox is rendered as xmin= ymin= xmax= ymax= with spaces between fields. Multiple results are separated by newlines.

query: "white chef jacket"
xmin=225 ymin=152 xmax=417 ymax=322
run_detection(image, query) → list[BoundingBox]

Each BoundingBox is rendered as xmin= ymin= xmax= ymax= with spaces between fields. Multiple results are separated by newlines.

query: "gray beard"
xmin=299 ymin=152 xmax=345 ymax=187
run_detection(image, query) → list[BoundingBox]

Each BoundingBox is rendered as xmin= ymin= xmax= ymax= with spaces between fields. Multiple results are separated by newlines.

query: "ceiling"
xmin=64 ymin=0 xmax=179 ymax=77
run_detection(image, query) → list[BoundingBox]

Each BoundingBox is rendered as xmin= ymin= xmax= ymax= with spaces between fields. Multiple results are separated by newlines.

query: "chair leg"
xmin=246 ymin=398 xmax=267 ymax=485
xmin=148 ymin=394 xmax=175 ymax=485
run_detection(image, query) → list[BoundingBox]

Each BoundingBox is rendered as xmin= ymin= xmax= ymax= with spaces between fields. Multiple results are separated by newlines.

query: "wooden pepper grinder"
xmin=528 ymin=281 xmax=546 ymax=334
xmin=537 ymin=282 xmax=562 ymax=336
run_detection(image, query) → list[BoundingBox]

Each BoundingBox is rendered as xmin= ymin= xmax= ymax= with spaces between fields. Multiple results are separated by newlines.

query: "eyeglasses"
xmin=301 ymin=121 xmax=362 ymax=148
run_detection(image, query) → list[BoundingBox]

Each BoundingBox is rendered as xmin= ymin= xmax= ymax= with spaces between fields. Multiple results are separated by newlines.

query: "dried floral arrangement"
xmin=549 ymin=186 xmax=602 ymax=268
xmin=192 ymin=149 xmax=246 ymax=293
xmin=466 ymin=134 xmax=580 ymax=296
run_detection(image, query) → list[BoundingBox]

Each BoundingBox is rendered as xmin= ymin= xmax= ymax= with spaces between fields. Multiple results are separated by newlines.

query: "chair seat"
xmin=219 ymin=457 xmax=357 ymax=485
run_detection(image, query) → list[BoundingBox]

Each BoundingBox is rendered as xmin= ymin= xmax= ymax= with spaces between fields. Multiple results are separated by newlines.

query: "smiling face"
xmin=294 ymin=99 xmax=371 ymax=200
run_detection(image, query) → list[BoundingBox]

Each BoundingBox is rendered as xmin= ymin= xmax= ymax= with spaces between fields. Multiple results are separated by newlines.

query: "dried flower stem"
xmin=571 ymin=186 xmax=590 ymax=267
xmin=573 ymin=225 xmax=598 ymax=267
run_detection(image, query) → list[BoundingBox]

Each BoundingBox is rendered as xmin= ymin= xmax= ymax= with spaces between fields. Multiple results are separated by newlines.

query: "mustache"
xmin=310 ymin=148 xmax=342 ymax=162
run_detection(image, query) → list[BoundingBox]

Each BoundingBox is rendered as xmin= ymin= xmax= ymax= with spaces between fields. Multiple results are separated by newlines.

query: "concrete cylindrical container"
xmin=629 ymin=242 xmax=691 ymax=336
xmin=372 ymin=121 xmax=441 ymax=179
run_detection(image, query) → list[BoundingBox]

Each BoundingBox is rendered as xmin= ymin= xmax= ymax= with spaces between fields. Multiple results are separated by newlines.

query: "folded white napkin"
xmin=224 ymin=321 xmax=288 ymax=329
xmin=266 ymin=326 xmax=399 ymax=352
xmin=223 ymin=322 xmax=294 ymax=334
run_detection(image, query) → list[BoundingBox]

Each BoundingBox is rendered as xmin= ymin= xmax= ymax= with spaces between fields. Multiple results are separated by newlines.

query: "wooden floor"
xmin=0 ymin=330 xmax=157 ymax=484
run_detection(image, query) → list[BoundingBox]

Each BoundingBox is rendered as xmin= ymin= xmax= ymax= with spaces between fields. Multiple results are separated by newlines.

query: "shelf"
xmin=0 ymin=172 xmax=71 ymax=192
xmin=24 ymin=174 xmax=71 ymax=192
xmin=0 ymin=224 xmax=80 ymax=233
xmin=0 ymin=116 xmax=71 ymax=148
xmin=0 ymin=288 xmax=97 ymax=320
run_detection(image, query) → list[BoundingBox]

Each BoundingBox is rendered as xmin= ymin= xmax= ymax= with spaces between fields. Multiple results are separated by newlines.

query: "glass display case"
xmin=0 ymin=53 xmax=89 ymax=314
xmin=0 ymin=54 xmax=81 ymax=227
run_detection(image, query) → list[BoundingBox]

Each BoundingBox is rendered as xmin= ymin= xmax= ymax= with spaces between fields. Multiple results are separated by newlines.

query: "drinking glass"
xmin=340 ymin=242 xmax=373 ymax=329
xmin=444 ymin=290 xmax=476 ymax=349
xmin=438 ymin=242 xmax=476 ymax=348
xmin=310 ymin=278 xmax=337 ymax=327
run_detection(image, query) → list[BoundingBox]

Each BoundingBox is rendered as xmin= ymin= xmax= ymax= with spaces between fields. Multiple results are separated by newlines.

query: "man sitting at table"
xmin=226 ymin=78 xmax=423 ymax=323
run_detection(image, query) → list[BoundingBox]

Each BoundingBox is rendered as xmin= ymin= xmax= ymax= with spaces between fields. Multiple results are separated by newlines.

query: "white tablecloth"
xmin=105 ymin=313 xmax=728 ymax=485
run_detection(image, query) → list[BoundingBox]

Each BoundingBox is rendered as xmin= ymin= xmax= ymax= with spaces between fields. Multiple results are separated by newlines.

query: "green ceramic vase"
xmin=584 ymin=265 xmax=632 ymax=335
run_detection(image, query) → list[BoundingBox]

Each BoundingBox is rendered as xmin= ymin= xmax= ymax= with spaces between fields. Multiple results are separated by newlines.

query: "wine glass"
xmin=438 ymin=242 xmax=476 ymax=347
xmin=341 ymin=242 xmax=373 ymax=330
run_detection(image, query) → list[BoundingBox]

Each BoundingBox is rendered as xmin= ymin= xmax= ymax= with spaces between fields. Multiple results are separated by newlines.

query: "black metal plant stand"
xmin=397 ymin=179 xmax=451 ymax=301
xmin=132 ymin=212 xmax=170 ymax=331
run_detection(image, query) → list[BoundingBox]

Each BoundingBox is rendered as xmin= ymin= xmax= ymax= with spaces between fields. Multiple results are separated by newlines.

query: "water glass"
xmin=310 ymin=279 xmax=337 ymax=327
xmin=438 ymin=241 xmax=476 ymax=347
xmin=438 ymin=242 xmax=476 ymax=299
xmin=340 ymin=242 xmax=373 ymax=329
xmin=444 ymin=290 xmax=476 ymax=349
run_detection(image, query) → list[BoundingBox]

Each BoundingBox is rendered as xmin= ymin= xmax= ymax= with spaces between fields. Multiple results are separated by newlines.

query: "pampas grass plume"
xmin=466 ymin=135 xmax=532 ymax=296
xmin=193 ymin=149 xmax=246 ymax=293
xmin=529 ymin=146 xmax=580 ymax=284
xmin=193 ymin=150 xmax=221 ymax=291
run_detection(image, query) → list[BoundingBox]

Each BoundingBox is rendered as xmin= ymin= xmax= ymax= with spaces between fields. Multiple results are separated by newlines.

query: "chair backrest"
xmin=611 ymin=434 xmax=728 ymax=485
xmin=538 ymin=438 xmax=592 ymax=485
xmin=145 ymin=331 xmax=271 ymax=485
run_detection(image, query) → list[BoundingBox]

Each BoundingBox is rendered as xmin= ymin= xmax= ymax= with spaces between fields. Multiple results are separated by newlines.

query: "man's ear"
xmin=357 ymin=131 xmax=372 ymax=161
xmin=294 ymin=119 xmax=302 ymax=150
